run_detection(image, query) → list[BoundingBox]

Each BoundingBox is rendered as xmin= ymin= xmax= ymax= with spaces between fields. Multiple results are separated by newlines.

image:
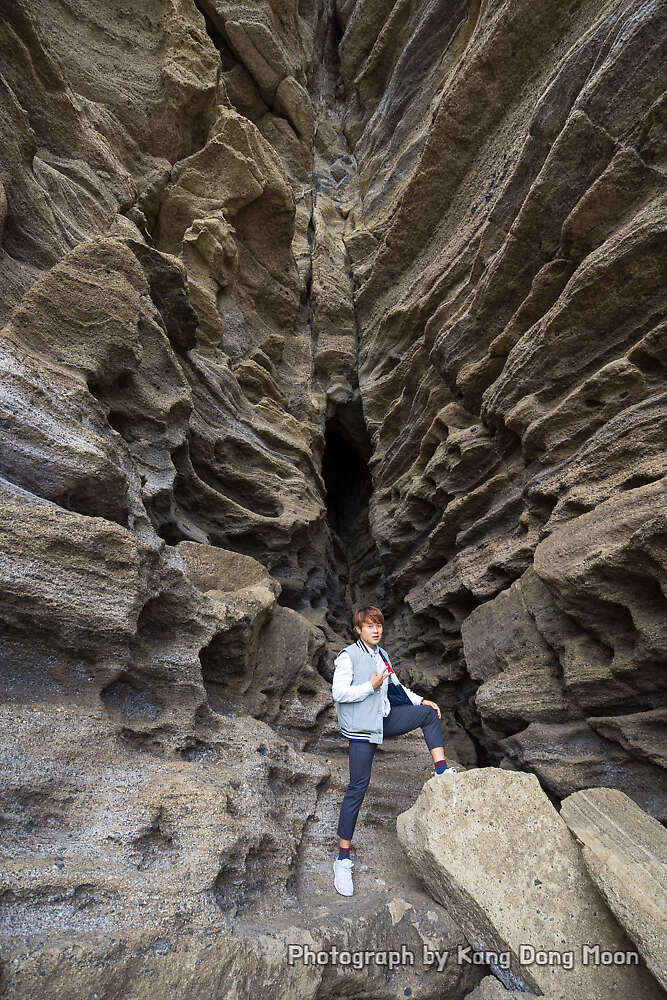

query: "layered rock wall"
xmin=0 ymin=0 xmax=666 ymax=995
xmin=344 ymin=0 xmax=667 ymax=815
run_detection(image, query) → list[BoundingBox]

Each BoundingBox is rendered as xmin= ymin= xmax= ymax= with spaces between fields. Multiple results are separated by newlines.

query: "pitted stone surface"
xmin=561 ymin=787 xmax=667 ymax=991
xmin=1 ymin=0 xmax=666 ymax=996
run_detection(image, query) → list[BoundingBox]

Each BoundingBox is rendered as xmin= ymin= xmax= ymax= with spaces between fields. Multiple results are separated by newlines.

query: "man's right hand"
xmin=370 ymin=668 xmax=390 ymax=691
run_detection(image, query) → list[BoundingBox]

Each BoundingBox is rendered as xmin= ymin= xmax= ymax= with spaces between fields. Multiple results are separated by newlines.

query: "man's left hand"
xmin=421 ymin=698 xmax=441 ymax=719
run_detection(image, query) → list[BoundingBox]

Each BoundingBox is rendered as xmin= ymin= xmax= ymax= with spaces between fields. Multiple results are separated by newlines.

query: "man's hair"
xmin=353 ymin=606 xmax=384 ymax=629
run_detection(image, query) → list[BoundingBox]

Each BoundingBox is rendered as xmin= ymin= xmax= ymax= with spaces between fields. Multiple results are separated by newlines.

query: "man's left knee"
xmin=422 ymin=705 xmax=440 ymax=730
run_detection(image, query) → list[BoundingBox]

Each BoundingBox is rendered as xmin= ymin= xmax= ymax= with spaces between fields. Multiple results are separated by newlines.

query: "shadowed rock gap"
xmin=322 ymin=408 xmax=385 ymax=634
xmin=322 ymin=423 xmax=371 ymax=539
xmin=197 ymin=7 xmax=236 ymax=71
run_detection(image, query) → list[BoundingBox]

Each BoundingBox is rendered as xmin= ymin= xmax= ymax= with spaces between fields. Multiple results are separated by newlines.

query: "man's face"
xmin=356 ymin=618 xmax=383 ymax=648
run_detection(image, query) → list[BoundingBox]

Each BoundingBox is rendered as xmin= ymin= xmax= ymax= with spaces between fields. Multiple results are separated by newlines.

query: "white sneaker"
xmin=436 ymin=766 xmax=458 ymax=775
xmin=333 ymin=857 xmax=354 ymax=896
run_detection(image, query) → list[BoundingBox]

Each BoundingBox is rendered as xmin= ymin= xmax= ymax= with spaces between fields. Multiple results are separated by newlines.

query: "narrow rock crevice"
xmin=322 ymin=405 xmax=384 ymax=634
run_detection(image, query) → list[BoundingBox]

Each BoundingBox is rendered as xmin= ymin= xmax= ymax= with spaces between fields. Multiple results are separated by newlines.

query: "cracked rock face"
xmin=0 ymin=0 xmax=666 ymax=996
xmin=560 ymin=786 xmax=667 ymax=991
xmin=397 ymin=768 xmax=663 ymax=999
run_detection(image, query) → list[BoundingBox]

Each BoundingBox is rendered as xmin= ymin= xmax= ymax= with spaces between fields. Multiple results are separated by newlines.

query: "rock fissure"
xmin=0 ymin=0 xmax=666 ymax=996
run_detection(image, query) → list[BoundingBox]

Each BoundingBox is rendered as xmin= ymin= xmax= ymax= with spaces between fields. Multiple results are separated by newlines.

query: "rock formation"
xmin=560 ymin=786 xmax=667 ymax=990
xmin=464 ymin=976 xmax=575 ymax=1000
xmin=0 ymin=0 xmax=665 ymax=996
xmin=397 ymin=768 xmax=663 ymax=998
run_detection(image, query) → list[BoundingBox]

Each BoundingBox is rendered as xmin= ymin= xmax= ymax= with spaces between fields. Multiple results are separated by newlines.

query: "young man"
xmin=331 ymin=605 xmax=457 ymax=896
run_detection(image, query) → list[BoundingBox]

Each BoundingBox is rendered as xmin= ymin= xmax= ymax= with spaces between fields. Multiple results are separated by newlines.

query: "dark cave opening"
xmin=322 ymin=421 xmax=373 ymax=542
xmin=321 ymin=413 xmax=385 ymax=631
xmin=195 ymin=3 xmax=237 ymax=70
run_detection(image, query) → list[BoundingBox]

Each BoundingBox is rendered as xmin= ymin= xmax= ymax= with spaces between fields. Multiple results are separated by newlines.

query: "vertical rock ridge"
xmin=336 ymin=0 xmax=667 ymax=814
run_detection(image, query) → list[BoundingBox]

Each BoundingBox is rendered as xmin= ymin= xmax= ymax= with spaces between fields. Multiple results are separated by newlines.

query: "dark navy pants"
xmin=336 ymin=703 xmax=443 ymax=841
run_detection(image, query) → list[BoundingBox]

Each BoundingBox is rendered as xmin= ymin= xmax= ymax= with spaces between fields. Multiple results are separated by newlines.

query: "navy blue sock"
xmin=337 ymin=847 xmax=350 ymax=860
xmin=435 ymin=760 xmax=448 ymax=774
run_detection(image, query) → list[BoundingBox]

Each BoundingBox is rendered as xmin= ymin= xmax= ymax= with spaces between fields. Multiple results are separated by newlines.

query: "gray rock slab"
xmin=397 ymin=767 xmax=662 ymax=998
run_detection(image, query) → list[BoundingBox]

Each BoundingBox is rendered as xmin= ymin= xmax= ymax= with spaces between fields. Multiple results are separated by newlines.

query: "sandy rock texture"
xmin=464 ymin=976 xmax=574 ymax=1000
xmin=349 ymin=0 xmax=667 ymax=816
xmin=1 ymin=499 xmax=483 ymax=998
xmin=560 ymin=786 xmax=667 ymax=990
xmin=397 ymin=768 xmax=663 ymax=998
xmin=1 ymin=0 xmax=666 ymax=996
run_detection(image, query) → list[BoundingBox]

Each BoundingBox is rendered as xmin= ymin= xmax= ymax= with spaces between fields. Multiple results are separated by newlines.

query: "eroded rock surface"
xmin=1 ymin=0 xmax=666 ymax=996
xmin=358 ymin=0 xmax=667 ymax=814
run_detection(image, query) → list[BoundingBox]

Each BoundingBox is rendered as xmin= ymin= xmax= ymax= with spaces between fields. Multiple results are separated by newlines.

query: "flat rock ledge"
xmin=396 ymin=768 xmax=662 ymax=999
xmin=560 ymin=786 xmax=667 ymax=991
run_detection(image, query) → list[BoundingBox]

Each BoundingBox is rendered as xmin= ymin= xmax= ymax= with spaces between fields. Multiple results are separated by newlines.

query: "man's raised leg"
xmin=382 ymin=703 xmax=447 ymax=763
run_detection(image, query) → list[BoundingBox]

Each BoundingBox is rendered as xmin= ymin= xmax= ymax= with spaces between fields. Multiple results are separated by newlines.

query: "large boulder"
xmin=396 ymin=768 xmax=662 ymax=998
xmin=560 ymin=786 xmax=667 ymax=991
